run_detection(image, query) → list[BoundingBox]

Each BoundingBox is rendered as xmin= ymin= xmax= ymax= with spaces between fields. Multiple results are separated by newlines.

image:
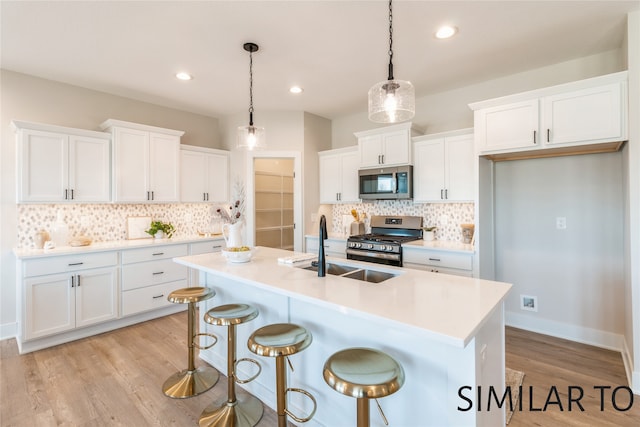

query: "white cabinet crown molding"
xmin=99 ymin=119 xmax=185 ymax=136
xmin=412 ymin=127 xmax=474 ymax=143
xmin=11 ymin=120 xmax=111 ymax=140
xmin=352 ymin=121 xmax=423 ymax=139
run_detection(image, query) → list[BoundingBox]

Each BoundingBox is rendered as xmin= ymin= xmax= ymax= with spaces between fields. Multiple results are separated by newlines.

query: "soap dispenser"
xmin=50 ymin=211 xmax=69 ymax=247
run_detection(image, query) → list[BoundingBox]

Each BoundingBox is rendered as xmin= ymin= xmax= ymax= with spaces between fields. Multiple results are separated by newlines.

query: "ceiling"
xmin=1 ymin=1 xmax=638 ymax=121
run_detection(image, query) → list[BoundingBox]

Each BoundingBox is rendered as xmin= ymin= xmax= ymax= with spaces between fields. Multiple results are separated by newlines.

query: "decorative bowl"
xmin=222 ymin=246 xmax=253 ymax=263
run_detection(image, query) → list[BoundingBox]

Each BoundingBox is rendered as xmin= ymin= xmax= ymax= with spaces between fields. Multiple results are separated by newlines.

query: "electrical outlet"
xmin=520 ymin=295 xmax=538 ymax=312
xmin=556 ymin=217 xmax=567 ymax=229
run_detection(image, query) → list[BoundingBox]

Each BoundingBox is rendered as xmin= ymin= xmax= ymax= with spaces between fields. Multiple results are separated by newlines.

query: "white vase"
xmin=154 ymin=231 xmax=164 ymax=239
xmin=222 ymin=222 xmax=243 ymax=248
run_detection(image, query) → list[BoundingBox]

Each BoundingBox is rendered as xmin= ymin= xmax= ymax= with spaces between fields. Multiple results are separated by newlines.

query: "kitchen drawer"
xmin=121 ymin=280 xmax=187 ymax=316
xmin=403 ymin=248 xmax=472 ymax=271
xmin=121 ymin=259 xmax=188 ymax=291
xmin=190 ymin=240 xmax=224 ymax=255
xmin=121 ymin=244 xmax=188 ymax=264
xmin=23 ymin=251 xmax=118 ymax=277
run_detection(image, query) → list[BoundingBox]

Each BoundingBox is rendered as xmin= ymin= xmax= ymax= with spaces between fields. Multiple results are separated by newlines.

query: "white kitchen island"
xmin=174 ymin=247 xmax=512 ymax=427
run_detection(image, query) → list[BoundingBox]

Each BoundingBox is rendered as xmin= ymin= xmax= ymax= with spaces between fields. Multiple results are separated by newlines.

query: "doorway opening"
xmin=253 ymin=158 xmax=295 ymax=250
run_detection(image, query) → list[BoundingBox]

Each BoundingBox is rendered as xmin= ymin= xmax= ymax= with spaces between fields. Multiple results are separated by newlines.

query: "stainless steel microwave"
xmin=358 ymin=166 xmax=413 ymax=200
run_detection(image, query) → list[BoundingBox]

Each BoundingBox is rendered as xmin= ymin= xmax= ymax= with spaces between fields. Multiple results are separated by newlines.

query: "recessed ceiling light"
xmin=175 ymin=72 xmax=193 ymax=81
xmin=435 ymin=25 xmax=457 ymax=39
xmin=289 ymin=86 xmax=303 ymax=94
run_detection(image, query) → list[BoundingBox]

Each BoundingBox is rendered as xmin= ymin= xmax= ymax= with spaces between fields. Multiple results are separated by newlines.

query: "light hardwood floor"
xmin=1 ymin=314 xmax=639 ymax=426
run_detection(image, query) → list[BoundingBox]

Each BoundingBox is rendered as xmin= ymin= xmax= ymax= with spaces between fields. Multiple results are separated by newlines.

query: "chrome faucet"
xmin=318 ymin=214 xmax=327 ymax=277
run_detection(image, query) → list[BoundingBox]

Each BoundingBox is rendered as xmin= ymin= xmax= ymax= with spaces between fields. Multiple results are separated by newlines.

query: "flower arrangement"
xmin=146 ymin=220 xmax=175 ymax=238
xmin=217 ymin=200 xmax=242 ymax=224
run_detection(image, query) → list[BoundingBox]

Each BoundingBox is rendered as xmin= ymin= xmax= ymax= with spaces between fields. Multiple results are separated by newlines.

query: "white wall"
xmin=0 ymin=70 xmax=220 ymax=338
xmin=331 ymin=49 xmax=624 ymax=149
xmin=494 ymin=153 xmax=625 ymax=349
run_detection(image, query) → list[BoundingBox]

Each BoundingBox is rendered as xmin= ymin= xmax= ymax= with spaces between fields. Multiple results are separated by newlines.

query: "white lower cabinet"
xmin=120 ymin=244 xmax=188 ymax=316
xmin=22 ymin=253 xmax=118 ymax=340
xmin=305 ymin=236 xmax=347 ymax=259
xmin=189 ymin=240 xmax=224 ymax=285
xmin=403 ymin=247 xmax=473 ymax=277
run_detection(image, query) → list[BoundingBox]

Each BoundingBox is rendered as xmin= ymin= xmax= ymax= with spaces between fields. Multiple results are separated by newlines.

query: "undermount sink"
xmin=302 ymin=262 xmax=397 ymax=283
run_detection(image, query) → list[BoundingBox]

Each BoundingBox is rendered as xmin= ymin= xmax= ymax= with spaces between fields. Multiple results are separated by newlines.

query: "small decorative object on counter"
xmin=423 ymin=226 xmax=437 ymax=241
xmin=146 ymin=220 xmax=175 ymax=239
xmin=350 ymin=209 xmax=365 ymax=236
xmin=461 ymin=223 xmax=475 ymax=244
xmin=33 ymin=229 xmax=50 ymax=249
xmin=50 ymin=211 xmax=69 ymax=247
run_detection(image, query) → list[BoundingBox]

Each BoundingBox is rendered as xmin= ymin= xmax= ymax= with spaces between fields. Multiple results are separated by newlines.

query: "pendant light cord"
xmin=248 ymin=49 xmax=254 ymax=126
xmin=387 ymin=0 xmax=394 ymax=81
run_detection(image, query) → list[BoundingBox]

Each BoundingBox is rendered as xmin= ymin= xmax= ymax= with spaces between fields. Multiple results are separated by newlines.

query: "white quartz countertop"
xmin=174 ymin=246 xmax=510 ymax=348
xmin=14 ymin=235 xmax=225 ymax=259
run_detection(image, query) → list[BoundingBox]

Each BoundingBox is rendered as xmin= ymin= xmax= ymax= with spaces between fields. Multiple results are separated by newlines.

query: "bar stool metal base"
xmin=163 ymin=365 xmax=220 ymax=399
xmin=199 ymin=393 xmax=263 ymax=427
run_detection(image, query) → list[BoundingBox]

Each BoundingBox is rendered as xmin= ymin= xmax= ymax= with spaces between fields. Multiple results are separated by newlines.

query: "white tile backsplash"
xmin=332 ymin=201 xmax=474 ymax=242
xmin=17 ymin=203 xmax=220 ymax=249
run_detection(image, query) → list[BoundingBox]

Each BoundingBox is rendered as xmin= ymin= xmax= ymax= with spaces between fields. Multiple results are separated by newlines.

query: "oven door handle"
xmin=346 ymin=248 xmax=401 ymax=261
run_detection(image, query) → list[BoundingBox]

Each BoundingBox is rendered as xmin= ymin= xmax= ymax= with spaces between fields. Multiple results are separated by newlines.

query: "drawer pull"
xmin=152 ymin=294 xmax=165 ymax=299
xmin=212 ymin=245 xmax=222 ymax=249
xmin=428 ymin=258 xmax=441 ymax=262
xmin=68 ymin=262 xmax=84 ymax=266
xmin=152 ymin=271 xmax=164 ymax=275
xmin=152 ymin=252 xmax=164 ymax=256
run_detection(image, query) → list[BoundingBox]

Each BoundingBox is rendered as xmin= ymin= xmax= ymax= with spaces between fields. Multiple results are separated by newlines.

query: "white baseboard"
xmin=505 ymin=311 xmax=624 ymax=352
xmin=0 ymin=322 xmax=17 ymax=341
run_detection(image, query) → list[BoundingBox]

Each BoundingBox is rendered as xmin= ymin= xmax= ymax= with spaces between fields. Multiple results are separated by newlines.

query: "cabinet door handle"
xmin=152 ymin=252 xmax=164 ymax=256
xmin=68 ymin=262 xmax=84 ymax=266
xmin=440 ymin=189 xmax=444 ymax=199
xmin=152 ymin=294 xmax=164 ymax=299
xmin=547 ymin=128 xmax=550 ymax=142
xmin=533 ymin=130 xmax=537 ymax=144
xmin=151 ymin=191 xmax=155 ymax=200
xmin=76 ymin=274 xmax=81 ymax=287
xmin=70 ymin=276 xmax=75 ymax=288
xmin=64 ymin=189 xmax=68 ymax=200
xmin=381 ymin=154 xmax=384 ymax=164
xmin=428 ymin=257 xmax=441 ymax=262
xmin=152 ymin=271 xmax=164 ymax=275
xmin=70 ymin=189 xmax=74 ymax=200
xmin=147 ymin=191 xmax=150 ymax=200
xmin=445 ymin=189 xmax=448 ymax=199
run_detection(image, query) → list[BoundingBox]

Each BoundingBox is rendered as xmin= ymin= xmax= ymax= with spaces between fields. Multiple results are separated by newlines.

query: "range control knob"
xmin=380 ymin=245 xmax=387 ymax=251
xmin=367 ymin=243 xmax=374 ymax=249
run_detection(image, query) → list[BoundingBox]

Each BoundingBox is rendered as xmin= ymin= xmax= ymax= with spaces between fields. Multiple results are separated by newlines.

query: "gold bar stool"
xmin=199 ymin=303 xmax=263 ymax=427
xmin=323 ymin=348 xmax=405 ymax=427
xmin=248 ymin=323 xmax=317 ymax=427
xmin=163 ymin=286 xmax=219 ymax=399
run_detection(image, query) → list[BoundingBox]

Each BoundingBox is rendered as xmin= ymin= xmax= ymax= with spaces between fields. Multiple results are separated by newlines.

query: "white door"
xmin=180 ymin=149 xmax=208 ymax=202
xmin=206 ymin=152 xmax=229 ymax=203
xmin=543 ymin=83 xmax=623 ymax=145
xmin=445 ymin=134 xmax=475 ymax=201
xmin=19 ymin=129 xmax=68 ymax=202
xmin=149 ymin=132 xmax=180 ymax=202
xmin=477 ymin=99 xmax=539 ymax=152
xmin=414 ymin=139 xmax=445 ymax=202
xmin=339 ymin=151 xmax=361 ymax=203
xmin=113 ymin=127 xmax=149 ymax=202
xmin=68 ymin=135 xmax=111 ymax=202
xmin=24 ymin=273 xmax=74 ymax=340
xmin=75 ymin=267 xmax=118 ymax=328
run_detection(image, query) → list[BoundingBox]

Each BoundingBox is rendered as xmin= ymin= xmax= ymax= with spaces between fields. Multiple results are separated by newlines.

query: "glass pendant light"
xmin=368 ymin=0 xmax=415 ymax=123
xmin=237 ymin=42 xmax=265 ymax=150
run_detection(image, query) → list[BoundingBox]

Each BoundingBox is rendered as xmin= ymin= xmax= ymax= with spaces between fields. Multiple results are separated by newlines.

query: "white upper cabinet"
xmin=413 ymin=130 xmax=475 ymax=202
xmin=319 ymin=147 xmax=360 ymax=204
xmin=180 ymin=145 xmax=229 ymax=203
xmin=14 ymin=121 xmax=111 ymax=203
xmin=101 ymin=119 xmax=183 ymax=203
xmin=355 ymin=122 xmax=421 ymax=168
xmin=470 ymin=71 xmax=628 ymax=157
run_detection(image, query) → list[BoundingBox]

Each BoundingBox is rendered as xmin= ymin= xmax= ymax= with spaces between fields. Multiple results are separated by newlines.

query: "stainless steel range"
xmin=346 ymin=215 xmax=423 ymax=266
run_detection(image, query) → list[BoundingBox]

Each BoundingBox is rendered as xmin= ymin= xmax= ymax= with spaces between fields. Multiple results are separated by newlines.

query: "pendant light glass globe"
xmin=368 ymin=79 xmax=415 ymax=123
xmin=237 ymin=42 xmax=265 ymax=150
xmin=237 ymin=125 xmax=265 ymax=150
xmin=368 ymin=0 xmax=415 ymax=123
